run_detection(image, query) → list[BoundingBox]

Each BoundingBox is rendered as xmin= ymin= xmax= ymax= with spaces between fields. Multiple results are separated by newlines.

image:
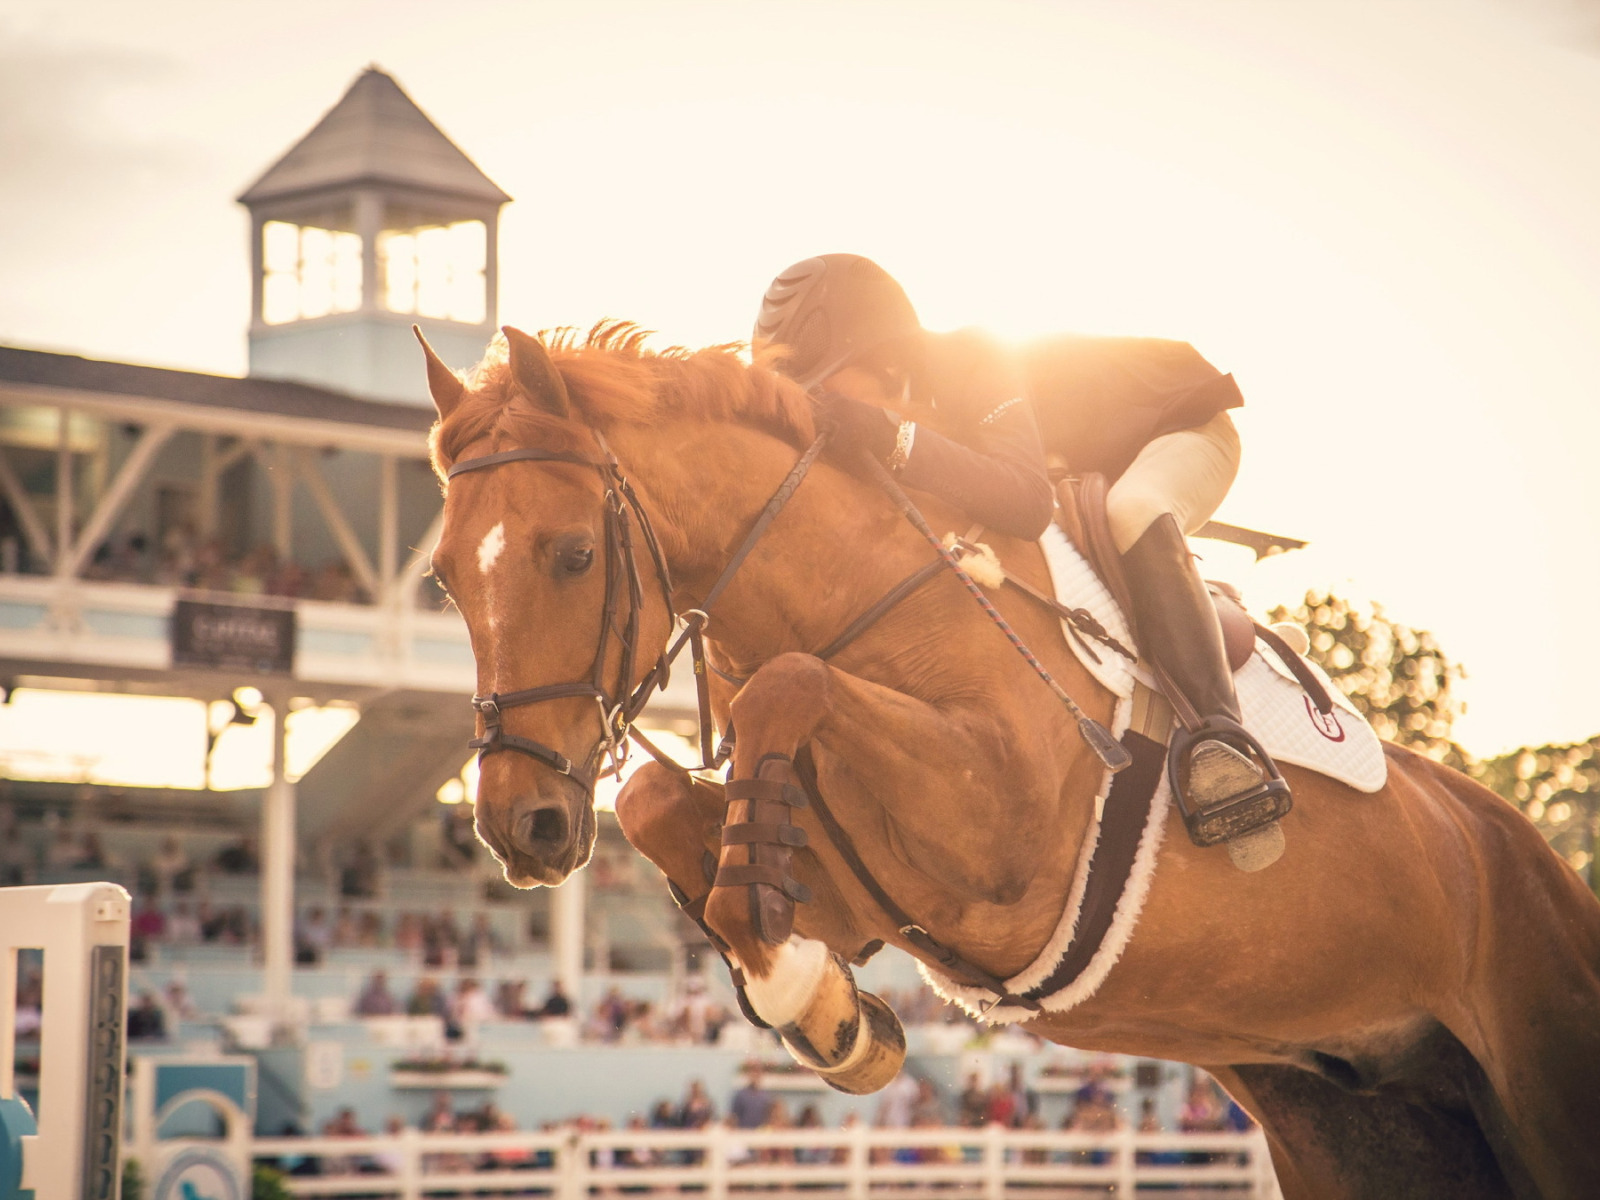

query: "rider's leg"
xmin=1122 ymin=513 xmax=1264 ymax=798
xmin=1108 ymin=414 xmax=1291 ymax=824
xmin=1105 ymin=411 xmax=1240 ymax=554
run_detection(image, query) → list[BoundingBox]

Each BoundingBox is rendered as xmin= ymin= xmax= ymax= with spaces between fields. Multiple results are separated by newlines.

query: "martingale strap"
xmin=623 ymin=431 xmax=834 ymax=778
xmin=790 ymin=747 xmax=1041 ymax=1011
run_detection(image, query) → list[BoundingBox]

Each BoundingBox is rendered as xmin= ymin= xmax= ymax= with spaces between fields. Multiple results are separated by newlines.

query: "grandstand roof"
xmin=238 ymin=67 xmax=511 ymax=207
xmin=0 ymin=344 xmax=434 ymax=436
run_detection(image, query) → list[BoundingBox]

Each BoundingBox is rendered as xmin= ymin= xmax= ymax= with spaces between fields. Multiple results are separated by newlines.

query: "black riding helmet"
xmin=752 ymin=254 xmax=923 ymax=391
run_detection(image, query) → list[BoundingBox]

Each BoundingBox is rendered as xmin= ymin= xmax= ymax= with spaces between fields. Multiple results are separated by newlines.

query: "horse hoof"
xmin=1227 ymin=821 xmax=1286 ymax=872
xmin=816 ymin=990 xmax=907 ymax=1096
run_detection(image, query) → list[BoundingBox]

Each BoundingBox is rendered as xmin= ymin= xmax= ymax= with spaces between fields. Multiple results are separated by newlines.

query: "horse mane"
xmin=429 ymin=321 xmax=817 ymax=476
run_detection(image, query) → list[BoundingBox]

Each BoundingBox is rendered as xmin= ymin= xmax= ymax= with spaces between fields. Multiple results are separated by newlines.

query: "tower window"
xmin=378 ymin=220 xmax=486 ymax=324
xmin=262 ymin=221 xmax=362 ymax=324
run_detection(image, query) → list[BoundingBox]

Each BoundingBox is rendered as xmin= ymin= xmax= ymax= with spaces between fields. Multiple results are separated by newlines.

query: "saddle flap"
xmin=1055 ymin=475 xmax=1252 ymax=672
xmin=1207 ymin=581 xmax=1257 ymax=674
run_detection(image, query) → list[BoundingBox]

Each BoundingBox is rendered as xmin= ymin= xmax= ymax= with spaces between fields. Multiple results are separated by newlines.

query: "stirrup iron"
xmin=1167 ymin=718 xmax=1292 ymax=848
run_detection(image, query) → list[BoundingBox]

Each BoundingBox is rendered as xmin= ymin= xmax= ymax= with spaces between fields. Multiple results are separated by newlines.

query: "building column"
xmin=261 ymin=690 xmax=296 ymax=1028
xmin=483 ymin=206 xmax=500 ymax=328
xmin=55 ymin=408 xmax=73 ymax=567
xmin=378 ymin=454 xmax=398 ymax=594
xmin=355 ymin=189 xmax=383 ymax=315
xmin=550 ymin=870 xmax=586 ymax=1004
xmin=271 ymin=444 xmax=293 ymax=562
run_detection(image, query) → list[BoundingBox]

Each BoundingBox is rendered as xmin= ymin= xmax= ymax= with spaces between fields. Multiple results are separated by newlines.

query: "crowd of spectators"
xmin=83 ymin=530 xmax=377 ymax=605
xmin=576 ymin=978 xmax=739 ymax=1045
xmin=16 ymin=818 xmax=526 ymax=971
xmin=343 ymin=970 xmax=744 ymax=1048
xmin=267 ymin=1066 xmax=1254 ymax=1184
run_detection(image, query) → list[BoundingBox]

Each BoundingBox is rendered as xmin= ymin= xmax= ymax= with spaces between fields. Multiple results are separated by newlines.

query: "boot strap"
xmin=713 ymin=863 xmax=813 ymax=903
xmin=724 ymin=778 xmax=808 ymax=807
xmin=722 ymin=821 xmax=808 ymax=848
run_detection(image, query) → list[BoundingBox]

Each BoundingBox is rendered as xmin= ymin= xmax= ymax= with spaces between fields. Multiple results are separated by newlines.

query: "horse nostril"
xmin=517 ymin=806 xmax=569 ymax=849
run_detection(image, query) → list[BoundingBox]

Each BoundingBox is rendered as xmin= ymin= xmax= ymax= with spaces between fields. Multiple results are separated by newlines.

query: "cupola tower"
xmin=238 ymin=67 xmax=509 ymax=404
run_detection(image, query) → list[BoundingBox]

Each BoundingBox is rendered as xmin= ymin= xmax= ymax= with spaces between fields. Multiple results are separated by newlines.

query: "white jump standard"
xmin=0 ymin=883 xmax=131 ymax=1200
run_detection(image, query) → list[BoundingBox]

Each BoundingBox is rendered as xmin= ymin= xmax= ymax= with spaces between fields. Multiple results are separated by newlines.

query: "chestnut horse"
xmin=421 ymin=324 xmax=1600 ymax=1199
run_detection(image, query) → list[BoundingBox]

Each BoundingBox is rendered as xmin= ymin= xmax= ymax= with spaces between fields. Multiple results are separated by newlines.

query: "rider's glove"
xmin=816 ymin=393 xmax=898 ymax=464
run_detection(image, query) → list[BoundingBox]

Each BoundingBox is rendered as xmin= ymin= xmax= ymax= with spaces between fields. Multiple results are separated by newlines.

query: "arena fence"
xmin=249 ymin=1123 xmax=1282 ymax=1198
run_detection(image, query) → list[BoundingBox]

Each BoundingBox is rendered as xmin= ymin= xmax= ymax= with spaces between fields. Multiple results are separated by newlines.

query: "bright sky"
xmin=2 ymin=0 xmax=1599 ymax=757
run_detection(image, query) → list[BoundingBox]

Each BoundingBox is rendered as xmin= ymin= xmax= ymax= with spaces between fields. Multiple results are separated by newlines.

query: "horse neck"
xmin=610 ymin=417 xmax=1108 ymax=732
xmin=608 ymin=420 xmax=928 ymax=667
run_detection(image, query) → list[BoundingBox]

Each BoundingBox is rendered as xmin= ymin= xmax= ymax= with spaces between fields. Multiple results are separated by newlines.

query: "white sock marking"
xmin=740 ymin=937 xmax=830 ymax=1028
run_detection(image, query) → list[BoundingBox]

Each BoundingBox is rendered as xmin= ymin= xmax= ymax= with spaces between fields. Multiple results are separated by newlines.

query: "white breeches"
xmin=1106 ymin=411 xmax=1241 ymax=553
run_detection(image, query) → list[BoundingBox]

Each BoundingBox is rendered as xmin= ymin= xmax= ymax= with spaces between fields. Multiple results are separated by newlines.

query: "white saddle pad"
xmin=1038 ymin=525 xmax=1387 ymax=793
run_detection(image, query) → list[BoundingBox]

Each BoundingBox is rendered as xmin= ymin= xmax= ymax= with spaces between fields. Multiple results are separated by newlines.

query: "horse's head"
xmin=422 ymin=326 xmax=676 ymax=887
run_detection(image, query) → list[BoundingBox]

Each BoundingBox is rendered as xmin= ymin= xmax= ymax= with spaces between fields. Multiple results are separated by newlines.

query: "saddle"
xmin=1054 ymin=473 xmax=1256 ymax=674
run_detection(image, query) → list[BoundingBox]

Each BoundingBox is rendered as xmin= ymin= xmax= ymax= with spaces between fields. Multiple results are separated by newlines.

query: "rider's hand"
xmin=816 ymin=392 xmax=898 ymax=464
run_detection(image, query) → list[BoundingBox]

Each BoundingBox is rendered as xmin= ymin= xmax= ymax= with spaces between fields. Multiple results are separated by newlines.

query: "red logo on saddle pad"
xmin=1305 ymin=695 xmax=1345 ymax=742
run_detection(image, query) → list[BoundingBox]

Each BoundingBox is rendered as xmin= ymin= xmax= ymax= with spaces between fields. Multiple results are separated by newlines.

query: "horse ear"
xmin=414 ymin=326 xmax=465 ymax=418
xmin=503 ymin=326 xmax=572 ymax=418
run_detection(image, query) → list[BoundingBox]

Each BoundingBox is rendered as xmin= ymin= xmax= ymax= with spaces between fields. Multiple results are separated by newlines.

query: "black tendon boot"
xmin=1122 ymin=515 xmax=1291 ymax=865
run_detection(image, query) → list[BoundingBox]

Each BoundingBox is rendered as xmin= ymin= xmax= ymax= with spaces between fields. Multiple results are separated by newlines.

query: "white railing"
xmin=248 ymin=1124 xmax=1281 ymax=1199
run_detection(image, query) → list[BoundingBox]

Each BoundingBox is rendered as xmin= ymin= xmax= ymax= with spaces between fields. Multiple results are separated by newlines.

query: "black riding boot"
xmin=1122 ymin=514 xmax=1291 ymax=850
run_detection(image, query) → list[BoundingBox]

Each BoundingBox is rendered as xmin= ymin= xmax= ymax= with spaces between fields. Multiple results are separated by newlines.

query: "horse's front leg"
xmin=613 ymin=759 xmax=902 ymax=1093
xmin=611 ymin=762 xmax=772 ymax=1029
xmin=690 ymin=653 xmax=906 ymax=1094
xmin=612 ymin=761 xmax=724 ymax=922
xmin=709 ymin=649 xmax=1071 ymax=951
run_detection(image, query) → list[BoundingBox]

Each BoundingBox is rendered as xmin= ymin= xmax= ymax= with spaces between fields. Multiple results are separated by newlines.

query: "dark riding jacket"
xmin=891 ymin=330 xmax=1243 ymax=541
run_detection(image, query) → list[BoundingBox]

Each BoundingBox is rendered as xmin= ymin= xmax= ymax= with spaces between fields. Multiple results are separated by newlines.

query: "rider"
xmin=752 ymin=252 xmax=1289 ymax=841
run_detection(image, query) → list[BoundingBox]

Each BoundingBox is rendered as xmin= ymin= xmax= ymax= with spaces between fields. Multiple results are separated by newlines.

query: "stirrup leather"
xmin=1167 ymin=718 xmax=1292 ymax=847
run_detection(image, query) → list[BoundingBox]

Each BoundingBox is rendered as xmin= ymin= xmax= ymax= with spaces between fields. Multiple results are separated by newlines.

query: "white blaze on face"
xmin=477 ymin=522 xmax=507 ymax=575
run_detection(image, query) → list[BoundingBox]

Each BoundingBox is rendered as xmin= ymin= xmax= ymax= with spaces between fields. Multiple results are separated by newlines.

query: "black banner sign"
xmin=171 ymin=599 xmax=296 ymax=673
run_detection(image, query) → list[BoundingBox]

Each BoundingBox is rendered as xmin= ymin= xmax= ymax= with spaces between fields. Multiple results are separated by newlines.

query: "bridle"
xmin=444 ymin=428 xmax=833 ymax=794
xmin=445 ymin=435 xmax=676 ymax=793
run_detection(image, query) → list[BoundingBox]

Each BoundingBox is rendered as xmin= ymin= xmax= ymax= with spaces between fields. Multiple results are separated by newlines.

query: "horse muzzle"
xmin=476 ymin=787 xmax=595 ymax=887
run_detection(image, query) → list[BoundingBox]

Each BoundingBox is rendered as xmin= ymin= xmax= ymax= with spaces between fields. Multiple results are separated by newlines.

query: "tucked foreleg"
xmin=707 ymin=650 xmax=1079 ymax=952
xmin=612 ymin=762 xmax=776 ymax=1029
xmin=703 ymin=653 xmax=835 ymax=961
xmin=612 ymin=760 xmax=725 ymax=916
xmin=740 ymin=937 xmax=907 ymax=1095
xmin=698 ymin=653 xmax=907 ymax=1093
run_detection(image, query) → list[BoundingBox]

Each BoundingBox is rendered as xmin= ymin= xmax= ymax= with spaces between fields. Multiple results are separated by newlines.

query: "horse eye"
xmin=563 ymin=547 xmax=595 ymax=575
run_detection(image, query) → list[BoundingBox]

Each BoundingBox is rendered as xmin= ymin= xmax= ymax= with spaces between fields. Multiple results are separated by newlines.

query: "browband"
xmin=448 ymin=448 xmax=606 ymax=478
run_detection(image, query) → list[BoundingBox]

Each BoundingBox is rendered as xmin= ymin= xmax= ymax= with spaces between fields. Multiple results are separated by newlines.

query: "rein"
xmin=860 ymin=452 xmax=1130 ymax=772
